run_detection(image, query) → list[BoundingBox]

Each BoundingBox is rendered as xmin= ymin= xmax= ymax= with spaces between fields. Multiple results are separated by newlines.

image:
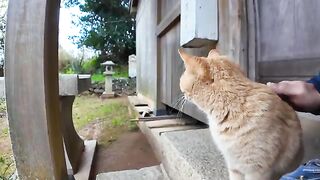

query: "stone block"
xmin=96 ymin=165 xmax=166 ymax=180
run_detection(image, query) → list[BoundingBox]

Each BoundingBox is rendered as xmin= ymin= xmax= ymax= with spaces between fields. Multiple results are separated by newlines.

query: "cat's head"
xmin=178 ymin=49 xmax=243 ymax=103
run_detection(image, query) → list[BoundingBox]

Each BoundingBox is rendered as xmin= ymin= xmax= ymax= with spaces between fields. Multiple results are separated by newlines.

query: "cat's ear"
xmin=207 ymin=49 xmax=220 ymax=58
xmin=178 ymin=49 xmax=211 ymax=81
xmin=178 ymin=48 xmax=193 ymax=64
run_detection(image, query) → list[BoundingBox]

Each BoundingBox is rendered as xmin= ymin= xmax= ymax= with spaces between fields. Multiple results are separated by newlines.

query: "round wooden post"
xmin=5 ymin=0 xmax=68 ymax=179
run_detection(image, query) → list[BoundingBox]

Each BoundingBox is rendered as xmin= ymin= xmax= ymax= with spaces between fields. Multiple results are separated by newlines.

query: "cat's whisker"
xmin=170 ymin=94 xmax=185 ymax=115
xmin=177 ymin=96 xmax=186 ymax=119
xmin=172 ymin=95 xmax=184 ymax=109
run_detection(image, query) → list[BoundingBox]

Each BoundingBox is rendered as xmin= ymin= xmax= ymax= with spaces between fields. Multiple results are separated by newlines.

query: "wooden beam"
xmin=246 ymin=0 xmax=259 ymax=81
xmin=60 ymin=96 xmax=84 ymax=174
xmin=5 ymin=0 xmax=68 ymax=179
xmin=180 ymin=0 xmax=218 ymax=47
xmin=156 ymin=1 xmax=181 ymax=37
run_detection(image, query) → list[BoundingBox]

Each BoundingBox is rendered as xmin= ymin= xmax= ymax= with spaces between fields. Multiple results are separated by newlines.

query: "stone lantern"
xmin=101 ymin=61 xmax=115 ymax=98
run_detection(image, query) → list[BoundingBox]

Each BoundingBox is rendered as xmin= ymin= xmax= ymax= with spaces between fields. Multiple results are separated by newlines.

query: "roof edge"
xmin=129 ymin=0 xmax=139 ymax=14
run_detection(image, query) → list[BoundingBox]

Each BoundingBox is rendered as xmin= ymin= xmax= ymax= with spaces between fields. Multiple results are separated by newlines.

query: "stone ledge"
xmin=96 ymin=165 xmax=167 ymax=180
xmin=137 ymin=118 xmax=228 ymax=180
xmin=160 ymin=129 xmax=228 ymax=180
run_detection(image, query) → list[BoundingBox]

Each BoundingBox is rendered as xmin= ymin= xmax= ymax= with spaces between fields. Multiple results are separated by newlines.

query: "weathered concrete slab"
xmin=0 ymin=77 xmax=4 ymax=99
xmin=297 ymin=112 xmax=320 ymax=162
xmin=0 ymin=75 xmax=91 ymax=98
xmin=59 ymin=74 xmax=91 ymax=96
xmin=161 ymin=129 xmax=228 ymax=180
xmin=96 ymin=165 xmax=166 ymax=180
xmin=137 ymin=118 xmax=227 ymax=180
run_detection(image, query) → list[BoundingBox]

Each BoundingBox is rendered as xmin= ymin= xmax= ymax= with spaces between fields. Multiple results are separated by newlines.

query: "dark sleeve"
xmin=307 ymin=74 xmax=320 ymax=93
xmin=307 ymin=75 xmax=320 ymax=115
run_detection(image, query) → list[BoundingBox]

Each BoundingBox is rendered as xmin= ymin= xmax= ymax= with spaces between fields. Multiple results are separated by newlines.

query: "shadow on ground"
xmin=90 ymin=130 xmax=160 ymax=179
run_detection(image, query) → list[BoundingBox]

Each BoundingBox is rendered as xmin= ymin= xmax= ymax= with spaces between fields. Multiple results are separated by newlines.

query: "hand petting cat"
xmin=267 ymin=81 xmax=320 ymax=114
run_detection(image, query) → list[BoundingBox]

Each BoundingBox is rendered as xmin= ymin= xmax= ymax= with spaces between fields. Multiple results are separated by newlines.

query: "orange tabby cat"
xmin=178 ymin=49 xmax=303 ymax=180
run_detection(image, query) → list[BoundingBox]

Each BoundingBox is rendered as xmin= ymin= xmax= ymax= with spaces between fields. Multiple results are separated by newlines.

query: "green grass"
xmin=1 ymin=128 xmax=8 ymax=138
xmin=73 ymin=96 xmax=138 ymax=144
xmin=91 ymin=65 xmax=128 ymax=83
xmin=91 ymin=73 xmax=105 ymax=84
xmin=0 ymin=154 xmax=15 ymax=179
xmin=73 ymin=96 xmax=131 ymax=130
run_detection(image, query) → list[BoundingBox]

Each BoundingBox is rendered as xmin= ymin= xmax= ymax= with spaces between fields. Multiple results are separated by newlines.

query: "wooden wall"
xmin=135 ymin=0 xmax=158 ymax=108
xmin=135 ymin=0 xmax=320 ymax=123
xmin=249 ymin=0 xmax=320 ymax=83
xmin=135 ymin=0 xmax=250 ymax=122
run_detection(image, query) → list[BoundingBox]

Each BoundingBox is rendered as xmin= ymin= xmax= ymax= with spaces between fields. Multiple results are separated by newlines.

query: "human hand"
xmin=267 ymin=81 xmax=320 ymax=113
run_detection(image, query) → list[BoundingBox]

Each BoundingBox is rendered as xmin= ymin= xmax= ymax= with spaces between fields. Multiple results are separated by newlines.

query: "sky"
xmin=0 ymin=1 xmax=95 ymax=61
xmin=59 ymin=5 xmax=81 ymax=55
xmin=59 ymin=4 xmax=96 ymax=58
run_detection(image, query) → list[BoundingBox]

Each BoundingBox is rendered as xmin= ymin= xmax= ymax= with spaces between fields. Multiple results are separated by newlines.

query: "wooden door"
xmin=249 ymin=0 xmax=320 ymax=82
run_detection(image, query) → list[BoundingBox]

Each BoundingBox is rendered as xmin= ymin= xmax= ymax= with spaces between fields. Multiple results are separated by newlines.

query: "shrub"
xmin=113 ymin=65 xmax=128 ymax=78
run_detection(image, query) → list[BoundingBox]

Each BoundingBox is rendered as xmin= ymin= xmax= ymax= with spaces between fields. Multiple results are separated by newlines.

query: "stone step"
xmin=138 ymin=118 xmax=228 ymax=180
xmin=96 ymin=165 xmax=169 ymax=180
xmin=161 ymin=128 xmax=228 ymax=180
xmin=124 ymin=97 xmax=320 ymax=180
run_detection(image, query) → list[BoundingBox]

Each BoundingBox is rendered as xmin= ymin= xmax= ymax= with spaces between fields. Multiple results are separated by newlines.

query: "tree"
xmin=0 ymin=0 xmax=8 ymax=71
xmin=64 ymin=0 xmax=135 ymax=66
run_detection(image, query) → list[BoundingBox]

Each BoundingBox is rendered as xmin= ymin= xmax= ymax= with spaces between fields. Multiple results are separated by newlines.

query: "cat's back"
xmin=218 ymin=80 xmax=303 ymax=176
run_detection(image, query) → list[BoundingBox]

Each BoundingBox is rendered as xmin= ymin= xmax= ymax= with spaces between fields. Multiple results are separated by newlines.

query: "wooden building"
xmin=4 ymin=0 xmax=320 ymax=178
xmin=131 ymin=0 xmax=320 ymax=123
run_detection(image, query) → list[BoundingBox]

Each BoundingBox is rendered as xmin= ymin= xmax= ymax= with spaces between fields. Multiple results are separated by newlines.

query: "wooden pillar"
xmin=5 ymin=0 xmax=68 ymax=179
xmin=60 ymin=96 xmax=84 ymax=174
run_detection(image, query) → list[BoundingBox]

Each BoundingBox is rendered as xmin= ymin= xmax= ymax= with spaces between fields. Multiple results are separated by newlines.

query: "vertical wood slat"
xmin=252 ymin=0 xmax=320 ymax=82
xmin=5 ymin=0 xmax=68 ymax=179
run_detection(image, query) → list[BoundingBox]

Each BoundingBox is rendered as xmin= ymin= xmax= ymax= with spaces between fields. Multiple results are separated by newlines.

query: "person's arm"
xmin=307 ymin=75 xmax=320 ymax=93
xmin=267 ymin=79 xmax=320 ymax=114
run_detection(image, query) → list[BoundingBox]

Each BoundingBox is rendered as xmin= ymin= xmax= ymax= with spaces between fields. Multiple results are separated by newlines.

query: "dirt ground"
xmin=90 ymin=130 xmax=160 ymax=179
xmin=72 ymin=95 xmax=159 ymax=179
xmin=0 ymin=96 xmax=159 ymax=179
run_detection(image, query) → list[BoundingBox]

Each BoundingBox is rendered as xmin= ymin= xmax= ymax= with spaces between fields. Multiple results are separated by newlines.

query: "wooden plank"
xmin=73 ymin=140 xmax=97 ymax=180
xmin=250 ymin=0 xmax=320 ymax=82
xmin=257 ymin=0 xmax=320 ymax=63
xmin=5 ymin=0 xmax=68 ymax=179
xmin=216 ymin=0 xmax=248 ymax=71
xmin=135 ymin=0 xmax=158 ymax=107
xmin=156 ymin=1 xmax=180 ymax=37
xmin=159 ymin=0 xmax=180 ymax=22
xmin=127 ymin=95 xmax=149 ymax=106
xmin=246 ymin=0 xmax=259 ymax=81
xmin=60 ymin=96 xmax=84 ymax=174
xmin=145 ymin=119 xmax=196 ymax=128
xmin=140 ymin=115 xmax=178 ymax=120
xmin=259 ymin=59 xmax=320 ymax=77
xmin=154 ymin=0 xmax=167 ymax=115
